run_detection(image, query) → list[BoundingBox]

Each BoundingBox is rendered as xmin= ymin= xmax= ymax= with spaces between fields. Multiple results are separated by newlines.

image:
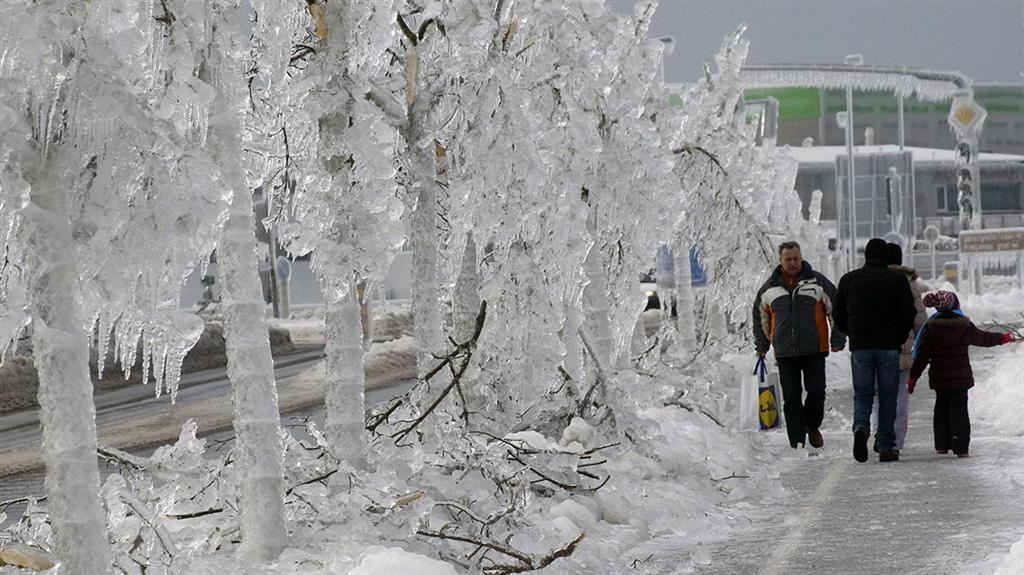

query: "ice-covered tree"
xmin=192 ymin=0 xmax=294 ymax=559
xmin=662 ymin=26 xmax=803 ymax=330
xmin=0 ymin=0 xmax=230 ymax=569
xmin=265 ymin=0 xmax=405 ymax=469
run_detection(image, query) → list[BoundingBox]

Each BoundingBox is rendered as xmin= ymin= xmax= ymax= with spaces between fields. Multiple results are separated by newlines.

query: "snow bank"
xmin=994 ymin=534 xmax=1024 ymax=575
xmin=343 ymin=546 xmax=456 ymax=575
xmin=939 ymin=287 xmax=1024 ymax=436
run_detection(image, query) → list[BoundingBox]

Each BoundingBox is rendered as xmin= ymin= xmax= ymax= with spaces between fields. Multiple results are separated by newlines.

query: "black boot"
xmin=853 ymin=429 xmax=869 ymax=463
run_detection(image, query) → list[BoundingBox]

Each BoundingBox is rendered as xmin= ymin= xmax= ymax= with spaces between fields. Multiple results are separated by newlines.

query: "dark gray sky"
xmin=608 ymin=0 xmax=1023 ymax=85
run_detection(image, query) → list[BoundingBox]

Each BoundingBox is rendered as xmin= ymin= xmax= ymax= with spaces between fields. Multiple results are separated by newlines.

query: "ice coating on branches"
xmin=660 ymin=27 xmax=807 ymax=326
xmin=0 ymin=0 xmax=228 ymax=399
xmin=258 ymin=0 xmax=404 ymax=301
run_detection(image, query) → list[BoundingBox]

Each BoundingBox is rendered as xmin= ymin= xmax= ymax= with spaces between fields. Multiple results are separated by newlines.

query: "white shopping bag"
xmin=739 ymin=356 xmax=782 ymax=431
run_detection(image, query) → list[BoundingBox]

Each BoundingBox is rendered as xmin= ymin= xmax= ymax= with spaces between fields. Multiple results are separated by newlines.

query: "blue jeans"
xmin=851 ymin=349 xmax=900 ymax=452
xmin=872 ymin=369 xmax=911 ymax=450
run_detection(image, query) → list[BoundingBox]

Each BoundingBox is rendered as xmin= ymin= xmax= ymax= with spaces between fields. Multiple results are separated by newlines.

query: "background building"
xmin=744 ymin=85 xmax=1024 ymax=154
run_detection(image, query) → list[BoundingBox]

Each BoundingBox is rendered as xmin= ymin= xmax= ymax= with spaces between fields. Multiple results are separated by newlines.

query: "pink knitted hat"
xmin=924 ymin=290 xmax=959 ymax=311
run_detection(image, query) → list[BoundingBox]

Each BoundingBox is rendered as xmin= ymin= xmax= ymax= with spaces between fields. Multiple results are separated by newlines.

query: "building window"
xmin=980 ymin=182 xmax=1023 ymax=211
xmin=936 ymin=184 xmax=958 ymax=212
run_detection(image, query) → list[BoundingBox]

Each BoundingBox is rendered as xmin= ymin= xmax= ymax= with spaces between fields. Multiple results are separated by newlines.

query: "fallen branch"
xmin=391 ymin=301 xmax=487 ymax=443
xmin=164 ymin=508 xmax=224 ymax=520
xmin=485 ymin=532 xmax=586 ymax=575
xmin=120 ymin=490 xmax=179 ymax=559
xmin=98 ymin=445 xmax=149 ymax=471
xmin=0 ymin=496 xmax=45 ymax=513
xmin=285 ymin=469 xmax=339 ymax=496
xmin=416 ymin=529 xmax=532 ymax=566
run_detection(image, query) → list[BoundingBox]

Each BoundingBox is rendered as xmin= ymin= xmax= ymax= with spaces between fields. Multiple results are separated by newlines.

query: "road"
xmin=0 ymin=346 xmax=327 ymax=458
xmin=0 ymin=345 xmax=415 ymax=527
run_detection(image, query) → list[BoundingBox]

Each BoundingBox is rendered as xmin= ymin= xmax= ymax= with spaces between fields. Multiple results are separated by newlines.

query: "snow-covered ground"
xmin=257 ymin=285 xmax=1022 ymax=574
xmin=3 ymin=289 xmax=1023 ymax=573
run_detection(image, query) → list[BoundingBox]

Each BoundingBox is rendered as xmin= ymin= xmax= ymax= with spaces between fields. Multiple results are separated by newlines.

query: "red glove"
xmin=907 ymin=378 xmax=917 ymax=395
xmin=1001 ymin=333 xmax=1017 ymax=344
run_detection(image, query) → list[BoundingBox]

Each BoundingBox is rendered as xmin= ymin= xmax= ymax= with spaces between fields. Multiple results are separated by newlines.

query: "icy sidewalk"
xmin=692 ymin=347 xmax=1024 ymax=575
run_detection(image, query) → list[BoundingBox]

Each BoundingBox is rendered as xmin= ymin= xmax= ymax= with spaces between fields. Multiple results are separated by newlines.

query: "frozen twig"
xmin=98 ymin=445 xmax=150 ymax=471
xmin=120 ymin=490 xmax=179 ymax=559
xmin=164 ymin=508 xmax=224 ymax=520
xmin=391 ymin=301 xmax=487 ymax=443
xmin=577 ymin=326 xmax=610 ymax=416
xmin=285 ymin=469 xmax=339 ymax=496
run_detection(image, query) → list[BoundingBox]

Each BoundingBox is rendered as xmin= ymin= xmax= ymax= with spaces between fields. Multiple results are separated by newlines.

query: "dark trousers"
xmin=776 ymin=354 xmax=827 ymax=447
xmin=934 ymin=390 xmax=971 ymax=454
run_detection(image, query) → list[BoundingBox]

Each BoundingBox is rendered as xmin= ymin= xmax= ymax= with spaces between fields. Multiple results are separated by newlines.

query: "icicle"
xmin=95 ymin=312 xmax=115 ymax=378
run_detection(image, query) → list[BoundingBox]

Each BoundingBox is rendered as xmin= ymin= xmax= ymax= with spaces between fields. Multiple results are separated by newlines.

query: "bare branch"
xmin=391 ymin=301 xmax=487 ymax=442
xmin=285 ymin=469 xmax=339 ymax=496
xmin=164 ymin=507 xmax=224 ymax=520
xmin=485 ymin=532 xmax=586 ymax=574
xmin=672 ymin=144 xmax=726 ymax=176
xmin=397 ymin=13 xmax=418 ymax=46
xmin=416 ymin=529 xmax=533 ymax=566
xmin=98 ymin=445 xmax=149 ymax=471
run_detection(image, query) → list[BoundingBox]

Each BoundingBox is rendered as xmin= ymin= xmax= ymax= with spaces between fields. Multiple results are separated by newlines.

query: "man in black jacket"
xmin=833 ymin=238 xmax=916 ymax=463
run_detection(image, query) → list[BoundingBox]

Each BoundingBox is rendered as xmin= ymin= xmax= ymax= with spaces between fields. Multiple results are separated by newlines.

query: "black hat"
xmin=885 ymin=243 xmax=903 ymax=266
xmin=865 ymin=238 xmax=888 ymax=262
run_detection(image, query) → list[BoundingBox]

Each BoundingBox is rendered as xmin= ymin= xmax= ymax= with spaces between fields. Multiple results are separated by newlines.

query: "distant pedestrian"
xmin=752 ymin=241 xmax=845 ymax=449
xmin=908 ymin=290 xmax=1020 ymax=457
xmin=832 ymin=238 xmax=916 ymax=463
xmin=869 ymin=242 xmax=928 ymax=453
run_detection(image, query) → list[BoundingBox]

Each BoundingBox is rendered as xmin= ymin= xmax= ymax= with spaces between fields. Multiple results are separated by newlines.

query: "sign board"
xmin=959 ymin=227 xmax=1024 ymax=253
xmin=947 ymin=95 xmax=987 ymax=134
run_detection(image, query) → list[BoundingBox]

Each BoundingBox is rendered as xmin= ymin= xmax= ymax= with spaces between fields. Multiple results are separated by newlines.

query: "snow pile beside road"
xmin=959 ymin=286 xmax=1024 ymax=325
xmin=972 ymin=345 xmax=1024 ymax=436
xmin=994 ymin=534 xmax=1024 ymax=575
xmin=956 ymin=288 xmax=1024 ymax=436
xmin=364 ymin=336 xmax=417 ymax=386
xmin=266 ymin=318 xmax=325 ymax=345
xmin=267 ymin=301 xmax=413 ymax=346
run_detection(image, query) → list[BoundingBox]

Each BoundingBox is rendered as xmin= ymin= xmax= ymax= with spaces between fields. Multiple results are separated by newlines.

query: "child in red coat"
xmin=908 ymin=290 xmax=1020 ymax=457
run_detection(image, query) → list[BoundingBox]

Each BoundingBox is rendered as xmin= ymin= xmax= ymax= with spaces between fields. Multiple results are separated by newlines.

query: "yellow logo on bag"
xmin=759 ymin=389 xmax=778 ymax=428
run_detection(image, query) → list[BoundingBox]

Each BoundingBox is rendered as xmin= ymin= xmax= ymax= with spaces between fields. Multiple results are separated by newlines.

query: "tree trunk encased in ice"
xmin=324 ymin=286 xmax=367 ymax=470
xmin=582 ymin=243 xmax=614 ymax=370
xmin=673 ymin=235 xmax=698 ymax=352
xmin=409 ymin=141 xmax=446 ymax=379
xmin=212 ymin=108 xmax=288 ymax=560
xmin=452 ymin=233 xmax=480 ymax=346
xmin=21 ymin=176 xmax=113 ymax=574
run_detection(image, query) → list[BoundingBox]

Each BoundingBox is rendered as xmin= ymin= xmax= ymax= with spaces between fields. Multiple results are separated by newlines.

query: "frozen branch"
xmin=577 ymin=326 xmax=610 ymax=415
xmin=365 ymin=82 xmax=408 ymax=127
xmin=285 ymin=469 xmax=339 ymax=496
xmin=485 ymin=532 xmax=586 ymax=575
xmin=120 ymin=491 xmax=179 ymax=559
xmin=672 ymin=144 xmax=726 ymax=176
xmin=98 ymin=445 xmax=150 ymax=471
xmin=391 ymin=301 xmax=487 ymax=443
xmin=164 ymin=508 xmax=224 ymax=520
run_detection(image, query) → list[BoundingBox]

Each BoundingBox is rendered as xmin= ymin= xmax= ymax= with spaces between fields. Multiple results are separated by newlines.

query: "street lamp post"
xmin=844 ymin=53 xmax=863 ymax=270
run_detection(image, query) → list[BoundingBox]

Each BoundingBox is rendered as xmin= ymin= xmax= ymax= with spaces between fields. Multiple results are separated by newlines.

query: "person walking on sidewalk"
xmin=833 ymin=238 xmax=916 ymax=463
xmin=752 ymin=241 xmax=846 ymax=449
xmin=908 ymin=290 xmax=1020 ymax=458
xmin=870 ymin=242 xmax=928 ymax=454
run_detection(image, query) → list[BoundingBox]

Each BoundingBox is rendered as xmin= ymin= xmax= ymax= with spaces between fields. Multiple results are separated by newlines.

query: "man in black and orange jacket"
xmin=752 ymin=241 xmax=845 ymax=449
